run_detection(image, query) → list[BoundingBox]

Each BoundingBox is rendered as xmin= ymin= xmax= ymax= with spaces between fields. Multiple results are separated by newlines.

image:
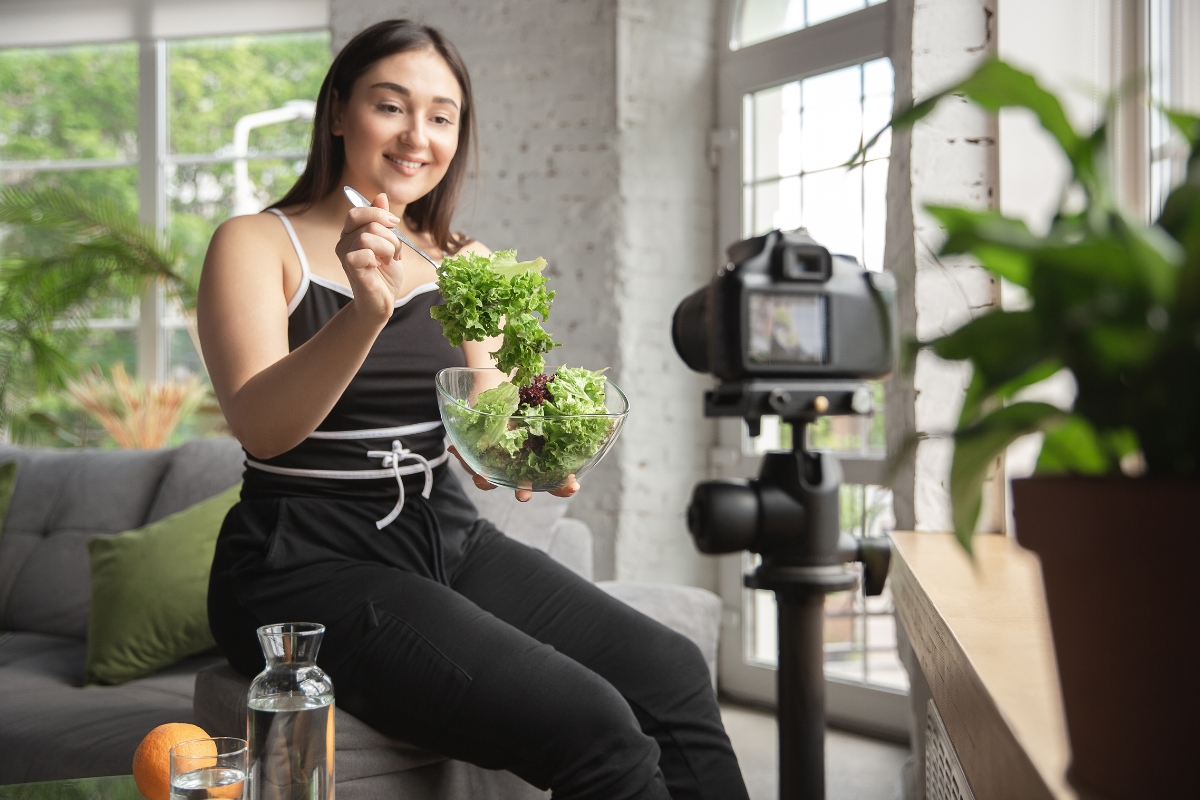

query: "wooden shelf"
xmin=889 ymin=532 xmax=1076 ymax=800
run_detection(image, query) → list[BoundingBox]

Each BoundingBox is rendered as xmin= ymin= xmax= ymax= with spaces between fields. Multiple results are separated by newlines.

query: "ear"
xmin=330 ymin=89 xmax=345 ymax=137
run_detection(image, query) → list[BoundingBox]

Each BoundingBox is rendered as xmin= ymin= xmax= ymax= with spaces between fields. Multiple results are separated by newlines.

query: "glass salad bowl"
xmin=435 ymin=366 xmax=629 ymax=492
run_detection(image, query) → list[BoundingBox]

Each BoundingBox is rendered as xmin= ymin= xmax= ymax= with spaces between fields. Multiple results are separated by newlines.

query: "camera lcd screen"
xmin=746 ymin=292 xmax=827 ymax=366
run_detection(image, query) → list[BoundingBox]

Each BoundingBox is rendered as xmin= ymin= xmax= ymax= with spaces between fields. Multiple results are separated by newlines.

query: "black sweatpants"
xmin=208 ymin=473 xmax=750 ymax=800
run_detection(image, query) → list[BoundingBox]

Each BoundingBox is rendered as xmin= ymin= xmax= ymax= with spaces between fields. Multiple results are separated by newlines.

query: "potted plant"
xmin=0 ymin=187 xmax=197 ymax=441
xmin=871 ymin=61 xmax=1199 ymax=799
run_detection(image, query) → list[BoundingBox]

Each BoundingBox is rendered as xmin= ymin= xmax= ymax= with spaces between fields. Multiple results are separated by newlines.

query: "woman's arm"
xmin=198 ymin=196 xmax=405 ymax=459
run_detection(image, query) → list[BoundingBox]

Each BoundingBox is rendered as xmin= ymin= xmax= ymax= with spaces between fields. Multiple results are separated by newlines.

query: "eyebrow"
xmin=370 ymin=81 xmax=460 ymax=109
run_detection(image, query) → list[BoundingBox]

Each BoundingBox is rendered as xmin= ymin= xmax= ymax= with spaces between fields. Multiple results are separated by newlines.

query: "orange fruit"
xmin=132 ymin=723 xmax=213 ymax=800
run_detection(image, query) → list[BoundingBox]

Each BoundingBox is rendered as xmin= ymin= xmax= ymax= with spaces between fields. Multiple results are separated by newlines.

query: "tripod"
xmin=742 ymin=420 xmax=891 ymax=800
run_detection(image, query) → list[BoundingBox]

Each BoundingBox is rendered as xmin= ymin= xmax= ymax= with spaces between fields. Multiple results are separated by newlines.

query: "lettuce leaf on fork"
xmin=430 ymin=249 xmax=559 ymax=386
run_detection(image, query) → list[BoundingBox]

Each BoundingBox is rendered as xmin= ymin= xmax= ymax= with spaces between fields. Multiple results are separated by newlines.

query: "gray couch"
xmin=0 ymin=438 xmax=721 ymax=792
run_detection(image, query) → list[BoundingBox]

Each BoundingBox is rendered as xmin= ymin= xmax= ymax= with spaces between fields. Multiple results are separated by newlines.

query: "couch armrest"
xmin=545 ymin=518 xmax=593 ymax=582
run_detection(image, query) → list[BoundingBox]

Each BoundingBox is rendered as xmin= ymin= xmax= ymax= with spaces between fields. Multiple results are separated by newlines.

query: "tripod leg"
xmin=777 ymin=591 xmax=827 ymax=800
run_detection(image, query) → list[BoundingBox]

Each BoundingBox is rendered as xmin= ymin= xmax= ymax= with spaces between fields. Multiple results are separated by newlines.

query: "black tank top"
xmin=242 ymin=210 xmax=465 ymax=506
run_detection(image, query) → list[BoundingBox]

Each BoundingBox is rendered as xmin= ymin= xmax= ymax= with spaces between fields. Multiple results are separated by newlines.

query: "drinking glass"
xmin=170 ymin=737 xmax=248 ymax=800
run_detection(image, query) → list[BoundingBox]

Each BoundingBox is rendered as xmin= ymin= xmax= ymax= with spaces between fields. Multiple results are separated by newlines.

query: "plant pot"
xmin=1012 ymin=476 xmax=1200 ymax=800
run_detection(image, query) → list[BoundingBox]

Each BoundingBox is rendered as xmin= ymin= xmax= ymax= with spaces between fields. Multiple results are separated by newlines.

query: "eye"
xmin=378 ymin=103 xmax=402 ymax=114
xmin=433 ymin=115 xmax=452 ymax=125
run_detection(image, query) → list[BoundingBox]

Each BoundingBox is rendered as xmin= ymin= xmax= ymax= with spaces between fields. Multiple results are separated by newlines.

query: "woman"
xmin=200 ymin=20 xmax=749 ymax=800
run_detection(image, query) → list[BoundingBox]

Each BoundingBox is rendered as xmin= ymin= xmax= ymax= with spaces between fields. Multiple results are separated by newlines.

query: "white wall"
xmin=331 ymin=0 xmax=719 ymax=586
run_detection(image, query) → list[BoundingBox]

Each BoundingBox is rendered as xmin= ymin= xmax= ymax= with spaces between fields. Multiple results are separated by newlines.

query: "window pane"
xmin=862 ymin=58 xmax=894 ymax=160
xmin=863 ymin=159 xmax=888 ymax=271
xmin=737 ymin=0 xmax=875 ymax=48
xmin=752 ymin=180 xmax=781 ymax=237
xmin=742 ymin=58 xmax=890 ymax=263
xmin=738 ymin=0 xmax=800 ymax=49
xmin=0 ymin=43 xmax=137 ymax=163
xmin=801 ymin=166 xmax=862 ymax=261
xmin=800 ymin=66 xmax=861 ymax=173
xmin=753 ymin=85 xmax=784 ymax=182
xmin=169 ymin=155 xmax=307 ymax=285
xmin=169 ymin=32 xmax=330 ymax=157
xmin=806 ymin=0 xmax=868 ymax=27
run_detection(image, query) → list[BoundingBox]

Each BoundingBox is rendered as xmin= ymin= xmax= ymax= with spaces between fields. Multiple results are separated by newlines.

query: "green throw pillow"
xmin=85 ymin=483 xmax=241 ymax=685
xmin=0 ymin=461 xmax=19 ymax=531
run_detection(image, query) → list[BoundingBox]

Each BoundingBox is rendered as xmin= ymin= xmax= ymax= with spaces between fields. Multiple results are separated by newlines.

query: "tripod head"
xmin=685 ymin=380 xmax=891 ymax=598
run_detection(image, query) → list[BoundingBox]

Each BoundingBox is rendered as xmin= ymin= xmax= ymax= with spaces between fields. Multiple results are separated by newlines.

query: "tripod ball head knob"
xmin=687 ymin=479 xmax=760 ymax=554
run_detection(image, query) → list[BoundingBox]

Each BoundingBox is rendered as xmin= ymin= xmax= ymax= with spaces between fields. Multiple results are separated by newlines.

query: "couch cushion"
xmin=146 ymin=438 xmax=244 ymax=523
xmin=0 ymin=630 xmax=223 ymax=783
xmin=0 ymin=446 xmax=175 ymax=638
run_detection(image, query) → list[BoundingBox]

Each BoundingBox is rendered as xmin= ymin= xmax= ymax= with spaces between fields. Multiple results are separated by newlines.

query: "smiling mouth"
xmin=385 ymin=154 xmax=426 ymax=169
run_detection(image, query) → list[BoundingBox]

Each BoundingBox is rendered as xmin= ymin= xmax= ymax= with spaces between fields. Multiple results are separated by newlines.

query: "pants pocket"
xmin=322 ymin=600 xmax=473 ymax=743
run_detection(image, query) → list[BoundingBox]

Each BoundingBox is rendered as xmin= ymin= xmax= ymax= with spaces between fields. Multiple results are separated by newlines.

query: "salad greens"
xmin=430 ymin=249 xmax=559 ymax=386
xmin=443 ymin=366 xmax=613 ymax=485
xmin=431 ymin=250 xmax=618 ymax=487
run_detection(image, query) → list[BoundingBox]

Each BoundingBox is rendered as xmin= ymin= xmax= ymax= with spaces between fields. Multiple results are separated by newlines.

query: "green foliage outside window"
xmin=0 ymin=32 xmax=332 ymax=446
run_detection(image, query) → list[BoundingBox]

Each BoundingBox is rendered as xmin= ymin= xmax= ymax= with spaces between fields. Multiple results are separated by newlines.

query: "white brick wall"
xmin=886 ymin=0 xmax=1000 ymax=532
xmin=331 ymin=0 xmax=719 ymax=585
xmin=614 ymin=0 xmax=718 ymax=587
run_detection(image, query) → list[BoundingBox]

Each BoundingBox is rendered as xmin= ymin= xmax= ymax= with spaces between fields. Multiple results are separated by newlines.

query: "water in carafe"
xmin=247 ymin=623 xmax=335 ymax=800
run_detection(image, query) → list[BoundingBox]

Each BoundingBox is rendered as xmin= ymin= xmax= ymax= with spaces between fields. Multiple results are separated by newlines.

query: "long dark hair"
xmin=272 ymin=20 xmax=476 ymax=255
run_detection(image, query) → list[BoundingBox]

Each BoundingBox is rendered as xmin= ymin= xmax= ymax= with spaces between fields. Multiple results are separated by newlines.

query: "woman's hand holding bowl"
xmin=447 ymin=445 xmax=580 ymax=502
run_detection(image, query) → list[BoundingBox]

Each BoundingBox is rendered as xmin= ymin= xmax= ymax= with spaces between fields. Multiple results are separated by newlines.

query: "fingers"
xmin=447 ymin=445 xmax=497 ymax=491
xmin=549 ymin=475 xmax=580 ymax=498
xmin=338 ymin=223 xmax=401 ymax=268
xmin=341 ymin=204 xmax=401 ymax=235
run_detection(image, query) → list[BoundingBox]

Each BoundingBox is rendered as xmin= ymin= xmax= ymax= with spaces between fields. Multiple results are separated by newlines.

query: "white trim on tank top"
xmin=267 ymin=208 xmax=440 ymax=315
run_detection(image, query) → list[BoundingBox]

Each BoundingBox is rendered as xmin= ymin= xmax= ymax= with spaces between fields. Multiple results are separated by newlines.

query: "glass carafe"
xmin=247 ymin=623 xmax=335 ymax=800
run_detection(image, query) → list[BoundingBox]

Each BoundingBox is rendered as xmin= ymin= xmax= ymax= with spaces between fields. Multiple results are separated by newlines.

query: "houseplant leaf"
xmin=949 ymin=401 xmax=1065 ymax=551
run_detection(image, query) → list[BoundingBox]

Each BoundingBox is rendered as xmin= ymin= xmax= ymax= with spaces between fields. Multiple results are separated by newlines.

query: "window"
xmin=0 ymin=43 xmax=142 ymax=381
xmin=715 ymin=0 xmax=907 ymax=736
xmin=1147 ymin=0 xmax=1192 ymax=219
xmin=737 ymin=56 xmax=904 ymax=692
xmin=0 ymin=31 xmax=330 ymax=443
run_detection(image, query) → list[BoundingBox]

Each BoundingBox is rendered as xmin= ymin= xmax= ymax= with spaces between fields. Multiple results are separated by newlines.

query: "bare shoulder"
xmin=209 ymin=211 xmax=287 ymax=249
xmin=205 ymin=212 xmax=292 ymax=271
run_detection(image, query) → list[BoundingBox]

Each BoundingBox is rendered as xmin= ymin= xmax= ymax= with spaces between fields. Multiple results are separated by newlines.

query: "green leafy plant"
xmin=858 ymin=60 xmax=1200 ymax=550
xmin=0 ymin=186 xmax=196 ymax=435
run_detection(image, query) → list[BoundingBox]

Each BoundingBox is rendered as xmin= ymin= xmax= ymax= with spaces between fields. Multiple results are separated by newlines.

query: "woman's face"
xmin=333 ymin=47 xmax=463 ymax=208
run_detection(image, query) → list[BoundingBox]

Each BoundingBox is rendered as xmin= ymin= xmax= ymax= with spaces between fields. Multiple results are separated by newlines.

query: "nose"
xmin=399 ymin=114 xmax=430 ymax=152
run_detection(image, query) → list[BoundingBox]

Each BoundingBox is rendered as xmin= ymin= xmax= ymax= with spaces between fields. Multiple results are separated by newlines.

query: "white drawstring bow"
xmin=368 ymin=439 xmax=435 ymax=529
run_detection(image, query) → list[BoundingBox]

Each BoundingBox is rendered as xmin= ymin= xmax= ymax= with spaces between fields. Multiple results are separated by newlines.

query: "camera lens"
xmin=671 ymin=287 xmax=710 ymax=373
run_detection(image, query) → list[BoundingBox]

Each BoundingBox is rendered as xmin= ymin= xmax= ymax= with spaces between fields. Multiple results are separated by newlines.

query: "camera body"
xmin=671 ymin=228 xmax=896 ymax=576
xmin=672 ymin=228 xmax=897 ymax=385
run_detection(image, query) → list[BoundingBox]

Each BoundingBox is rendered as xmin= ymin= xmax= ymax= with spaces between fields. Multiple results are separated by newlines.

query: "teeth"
xmin=386 ymin=155 xmax=423 ymax=168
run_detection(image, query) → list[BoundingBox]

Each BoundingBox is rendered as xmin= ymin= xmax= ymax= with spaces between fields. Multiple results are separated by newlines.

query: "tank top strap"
xmin=267 ymin=208 xmax=312 ymax=316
